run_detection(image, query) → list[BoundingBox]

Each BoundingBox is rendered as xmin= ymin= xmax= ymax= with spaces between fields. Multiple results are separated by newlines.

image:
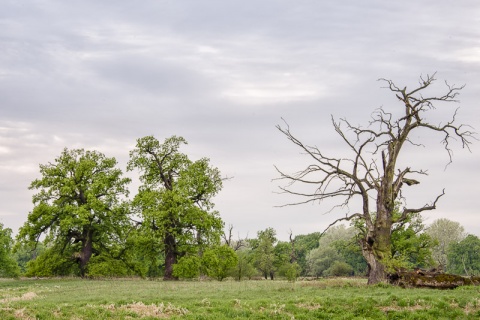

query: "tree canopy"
xmin=128 ymin=135 xmax=224 ymax=280
xmin=18 ymin=148 xmax=131 ymax=277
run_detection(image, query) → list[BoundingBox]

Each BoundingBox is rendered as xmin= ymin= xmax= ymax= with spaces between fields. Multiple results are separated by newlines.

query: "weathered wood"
xmin=388 ymin=269 xmax=480 ymax=289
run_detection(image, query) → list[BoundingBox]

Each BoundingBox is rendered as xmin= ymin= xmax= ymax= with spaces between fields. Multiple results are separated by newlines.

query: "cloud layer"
xmin=1 ymin=1 xmax=479 ymax=239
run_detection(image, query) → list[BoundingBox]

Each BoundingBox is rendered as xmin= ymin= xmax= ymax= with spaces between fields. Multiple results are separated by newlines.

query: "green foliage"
xmin=128 ymin=136 xmax=224 ymax=279
xmin=283 ymin=262 xmax=301 ymax=281
xmin=18 ymin=148 xmax=131 ymax=277
xmin=230 ymin=249 xmax=257 ymax=281
xmin=86 ymin=254 xmax=131 ymax=277
xmin=447 ymin=234 xmax=480 ymax=276
xmin=0 ymin=223 xmax=20 ymax=278
xmin=172 ymin=255 xmax=201 ymax=279
xmin=202 ymin=245 xmax=238 ymax=281
xmin=390 ymin=213 xmax=436 ymax=269
xmin=307 ymin=225 xmax=366 ymax=277
xmin=332 ymin=239 xmax=367 ymax=276
xmin=25 ymin=247 xmax=79 ymax=277
xmin=307 ymin=246 xmax=343 ymax=277
xmin=292 ymin=232 xmax=321 ymax=276
xmin=325 ymin=261 xmax=354 ymax=277
xmin=12 ymin=242 xmax=45 ymax=275
xmin=250 ymin=228 xmax=277 ymax=279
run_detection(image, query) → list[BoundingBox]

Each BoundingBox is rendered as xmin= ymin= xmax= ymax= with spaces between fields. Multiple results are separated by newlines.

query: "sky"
xmin=1 ymin=0 xmax=479 ymax=241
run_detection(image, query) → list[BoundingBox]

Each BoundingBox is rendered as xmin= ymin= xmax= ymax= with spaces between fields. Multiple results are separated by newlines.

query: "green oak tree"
xmin=128 ymin=136 xmax=224 ymax=280
xmin=18 ymin=148 xmax=131 ymax=277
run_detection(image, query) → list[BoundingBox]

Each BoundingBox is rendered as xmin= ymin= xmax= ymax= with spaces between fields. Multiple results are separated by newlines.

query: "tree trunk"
xmin=363 ymin=248 xmax=387 ymax=284
xmin=163 ymin=233 xmax=178 ymax=281
xmin=79 ymin=230 xmax=93 ymax=277
xmin=362 ymin=204 xmax=393 ymax=284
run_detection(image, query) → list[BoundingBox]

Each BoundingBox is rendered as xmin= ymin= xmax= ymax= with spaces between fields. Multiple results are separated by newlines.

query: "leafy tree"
xmin=202 ymin=245 xmax=238 ymax=281
xmin=231 ymin=249 xmax=257 ymax=281
xmin=307 ymin=246 xmax=343 ymax=277
xmin=13 ymin=242 xmax=45 ymax=274
xmin=292 ymin=232 xmax=321 ymax=276
xmin=251 ymin=228 xmax=277 ymax=279
xmin=128 ymin=136 xmax=224 ymax=280
xmin=389 ymin=213 xmax=435 ymax=269
xmin=306 ymin=225 xmax=365 ymax=277
xmin=276 ymin=74 xmax=474 ymax=284
xmin=172 ymin=255 xmax=201 ymax=279
xmin=18 ymin=148 xmax=131 ymax=277
xmin=86 ymin=254 xmax=131 ymax=277
xmin=325 ymin=261 xmax=354 ymax=277
xmin=331 ymin=239 xmax=367 ymax=276
xmin=25 ymin=246 xmax=78 ymax=277
xmin=447 ymin=235 xmax=480 ymax=276
xmin=426 ymin=218 xmax=466 ymax=269
xmin=273 ymin=241 xmax=295 ymax=278
xmin=0 ymin=223 xmax=20 ymax=278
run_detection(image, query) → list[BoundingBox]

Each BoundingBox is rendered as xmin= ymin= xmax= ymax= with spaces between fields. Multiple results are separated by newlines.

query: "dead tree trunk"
xmin=276 ymin=74 xmax=474 ymax=284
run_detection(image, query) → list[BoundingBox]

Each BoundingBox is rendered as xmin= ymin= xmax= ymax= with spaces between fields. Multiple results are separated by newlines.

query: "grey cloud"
xmin=1 ymin=1 xmax=480 ymax=239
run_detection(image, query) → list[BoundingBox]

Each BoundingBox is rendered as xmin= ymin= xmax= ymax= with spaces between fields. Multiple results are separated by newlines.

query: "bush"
xmin=25 ymin=249 xmax=79 ymax=277
xmin=202 ymin=245 xmax=238 ymax=281
xmin=86 ymin=255 xmax=130 ymax=277
xmin=325 ymin=261 xmax=353 ymax=277
xmin=173 ymin=256 xmax=201 ymax=279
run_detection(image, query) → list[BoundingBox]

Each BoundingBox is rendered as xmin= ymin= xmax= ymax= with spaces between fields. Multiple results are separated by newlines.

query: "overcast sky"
xmin=1 ymin=0 xmax=479 ymax=241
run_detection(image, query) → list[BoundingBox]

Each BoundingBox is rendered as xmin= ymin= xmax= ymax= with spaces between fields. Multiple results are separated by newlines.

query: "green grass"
xmin=1 ymin=277 xmax=479 ymax=319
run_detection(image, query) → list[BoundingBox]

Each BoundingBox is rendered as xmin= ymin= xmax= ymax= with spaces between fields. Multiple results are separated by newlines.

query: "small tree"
xmin=277 ymin=74 xmax=474 ymax=284
xmin=202 ymin=245 xmax=238 ymax=281
xmin=251 ymin=228 xmax=277 ymax=279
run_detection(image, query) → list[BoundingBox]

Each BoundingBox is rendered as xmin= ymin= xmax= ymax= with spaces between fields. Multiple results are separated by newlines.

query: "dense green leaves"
xmin=0 ymin=223 xmax=20 ymax=278
xmin=18 ymin=148 xmax=131 ymax=277
xmin=202 ymin=245 xmax=238 ymax=281
xmin=447 ymin=235 xmax=480 ymax=276
xmin=128 ymin=136 xmax=224 ymax=280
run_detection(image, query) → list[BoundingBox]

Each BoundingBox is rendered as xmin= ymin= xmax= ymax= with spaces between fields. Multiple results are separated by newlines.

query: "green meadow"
xmin=1 ymin=278 xmax=480 ymax=319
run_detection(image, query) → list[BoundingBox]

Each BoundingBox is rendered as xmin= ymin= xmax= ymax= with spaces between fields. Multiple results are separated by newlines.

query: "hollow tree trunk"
xmin=163 ymin=233 xmax=178 ymax=281
xmin=362 ymin=205 xmax=393 ymax=284
xmin=363 ymin=248 xmax=387 ymax=284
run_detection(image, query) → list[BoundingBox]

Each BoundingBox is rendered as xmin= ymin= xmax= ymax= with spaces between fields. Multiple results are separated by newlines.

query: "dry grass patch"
xmin=102 ymin=302 xmax=189 ymax=318
xmin=296 ymin=302 xmax=322 ymax=310
xmin=0 ymin=292 xmax=37 ymax=304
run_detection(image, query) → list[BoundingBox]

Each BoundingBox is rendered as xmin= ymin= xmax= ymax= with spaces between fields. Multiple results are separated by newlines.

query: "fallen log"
xmin=387 ymin=269 xmax=480 ymax=289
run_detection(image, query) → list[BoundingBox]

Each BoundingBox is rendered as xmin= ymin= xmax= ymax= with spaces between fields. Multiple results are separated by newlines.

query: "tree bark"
xmin=163 ymin=233 xmax=178 ymax=281
xmin=79 ymin=229 xmax=93 ymax=277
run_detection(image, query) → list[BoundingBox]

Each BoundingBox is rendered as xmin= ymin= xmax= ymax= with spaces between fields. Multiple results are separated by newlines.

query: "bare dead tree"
xmin=222 ymin=224 xmax=247 ymax=251
xmin=276 ymin=74 xmax=476 ymax=284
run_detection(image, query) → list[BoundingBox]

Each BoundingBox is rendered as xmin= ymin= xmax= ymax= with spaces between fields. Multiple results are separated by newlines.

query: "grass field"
xmin=1 ymin=277 xmax=479 ymax=319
